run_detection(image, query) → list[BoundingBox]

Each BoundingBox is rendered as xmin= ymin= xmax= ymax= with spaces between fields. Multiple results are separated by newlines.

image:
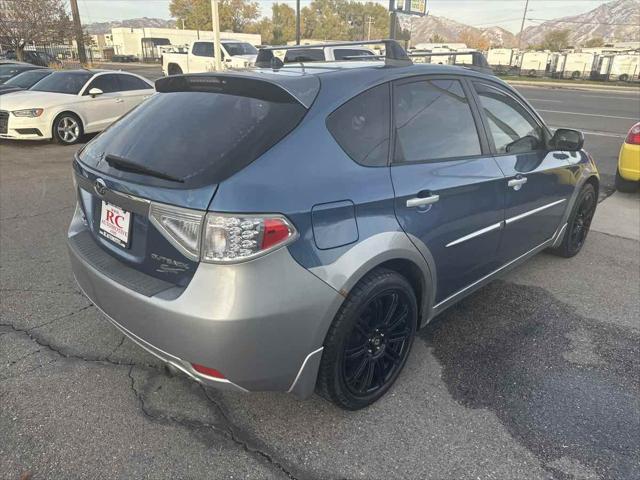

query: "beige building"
xmin=110 ymin=27 xmax=261 ymax=60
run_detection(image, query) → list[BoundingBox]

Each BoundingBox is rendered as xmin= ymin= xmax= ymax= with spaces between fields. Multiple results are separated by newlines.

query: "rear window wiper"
xmin=104 ymin=154 xmax=184 ymax=183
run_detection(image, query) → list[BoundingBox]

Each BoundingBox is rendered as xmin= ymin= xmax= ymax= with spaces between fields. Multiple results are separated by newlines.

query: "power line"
xmin=527 ymin=17 xmax=640 ymax=26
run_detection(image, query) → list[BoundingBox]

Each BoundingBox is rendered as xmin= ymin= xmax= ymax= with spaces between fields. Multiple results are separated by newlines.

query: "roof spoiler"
xmin=409 ymin=51 xmax=494 ymax=75
xmin=255 ymin=39 xmax=413 ymax=68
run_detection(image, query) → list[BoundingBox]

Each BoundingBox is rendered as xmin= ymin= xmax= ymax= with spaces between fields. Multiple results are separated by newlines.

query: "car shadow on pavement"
xmin=422 ymin=279 xmax=640 ymax=480
xmin=0 ymin=133 xmax=97 ymax=149
xmin=186 ymin=278 xmax=640 ymax=480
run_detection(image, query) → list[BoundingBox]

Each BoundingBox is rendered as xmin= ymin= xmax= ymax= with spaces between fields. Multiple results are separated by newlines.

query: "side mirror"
xmin=88 ymin=87 xmax=103 ymax=98
xmin=550 ymin=128 xmax=584 ymax=151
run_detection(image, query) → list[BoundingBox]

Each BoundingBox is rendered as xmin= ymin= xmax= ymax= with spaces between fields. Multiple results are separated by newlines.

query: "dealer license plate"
xmin=99 ymin=201 xmax=131 ymax=248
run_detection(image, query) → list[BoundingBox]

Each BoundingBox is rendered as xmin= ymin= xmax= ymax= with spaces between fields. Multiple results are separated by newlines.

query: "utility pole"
xmin=296 ymin=0 xmax=301 ymax=45
xmin=69 ymin=0 xmax=87 ymax=64
xmin=388 ymin=0 xmax=396 ymax=39
xmin=367 ymin=16 xmax=374 ymax=41
xmin=211 ymin=0 xmax=222 ymax=70
xmin=517 ymin=0 xmax=530 ymax=50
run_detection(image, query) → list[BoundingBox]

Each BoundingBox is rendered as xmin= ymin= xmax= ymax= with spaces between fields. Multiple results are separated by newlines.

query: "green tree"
xmin=301 ymin=0 xmax=349 ymax=40
xmin=219 ymin=0 xmax=260 ymax=32
xmin=169 ymin=0 xmax=259 ymax=32
xmin=428 ymin=33 xmax=446 ymax=43
xmin=170 ymin=0 xmax=211 ymax=31
xmin=247 ymin=17 xmax=273 ymax=44
xmin=584 ymin=37 xmax=604 ymax=48
xmin=542 ymin=29 xmax=571 ymax=51
xmin=340 ymin=1 xmax=388 ymax=40
xmin=0 ymin=0 xmax=72 ymax=60
xmin=272 ymin=3 xmax=296 ymax=44
xmin=300 ymin=0 xmax=387 ymax=41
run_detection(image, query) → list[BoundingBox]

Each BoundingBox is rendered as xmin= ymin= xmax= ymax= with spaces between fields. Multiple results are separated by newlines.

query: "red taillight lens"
xmin=626 ymin=123 xmax=640 ymax=145
xmin=201 ymin=213 xmax=296 ymax=263
xmin=191 ymin=363 xmax=225 ymax=379
xmin=261 ymin=218 xmax=292 ymax=250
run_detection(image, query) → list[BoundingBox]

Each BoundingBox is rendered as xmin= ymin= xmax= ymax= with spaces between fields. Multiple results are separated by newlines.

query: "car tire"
xmin=316 ymin=268 xmax=417 ymax=410
xmin=168 ymin=64 xmax=183 ymax=75
xmin=615 ymin=169 xmax=638 ymax=193
xmin=549 ymin=182 xmax=597 ymax=258
xmin=52 ymin=112 xmax=83 ymax=145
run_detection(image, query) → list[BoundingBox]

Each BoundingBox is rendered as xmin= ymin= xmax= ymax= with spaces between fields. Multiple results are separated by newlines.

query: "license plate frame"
xmin=99 ymin=201 xmax=132 ymax=248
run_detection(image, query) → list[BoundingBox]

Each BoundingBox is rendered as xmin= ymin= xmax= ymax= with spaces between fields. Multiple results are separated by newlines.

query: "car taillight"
xmin=149 ymin=203 xmax=205 ymax=261
xmin=201 ymin=213 xmax=297 ymax=263
xmin=626 ymin=123 xmax=640 ymax=145
xmin=149 ymin=203 xmax=297 ymax=263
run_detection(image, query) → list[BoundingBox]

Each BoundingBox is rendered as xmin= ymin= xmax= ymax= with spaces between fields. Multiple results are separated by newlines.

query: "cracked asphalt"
xmin=1 ymin=136 xmax=639 ymax=479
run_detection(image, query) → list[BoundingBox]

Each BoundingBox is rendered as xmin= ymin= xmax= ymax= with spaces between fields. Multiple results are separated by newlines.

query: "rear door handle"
xmin=407 ymin=194 xmax=440 ymax=208
xmin=508 ymin=176 xmax=528 ymax=190
xmin=115 ymin=98 xmax=124 ymax=103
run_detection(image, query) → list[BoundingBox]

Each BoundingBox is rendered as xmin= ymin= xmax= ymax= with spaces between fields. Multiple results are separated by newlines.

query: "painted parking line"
xmin=580 ymin=94 xmax=640 ymax=101
xmin=550 ymin=126 xmax=625 ymax=138
xmin=539 ymin=110 xmax=638 ymax=120
xmin=527 ymin=98 xmax=563 ymax=102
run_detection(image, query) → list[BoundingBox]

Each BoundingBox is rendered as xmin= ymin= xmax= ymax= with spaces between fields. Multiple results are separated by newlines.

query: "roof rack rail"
xmin=255 ymin=39 xmax=412 ymax=69
xmin=408 ymin=51 xmax=494 ymax=75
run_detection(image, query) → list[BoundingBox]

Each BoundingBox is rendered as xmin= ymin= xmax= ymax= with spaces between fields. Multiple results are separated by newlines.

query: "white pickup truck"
xmin=162 ymin=40 xmax=258 ymax=75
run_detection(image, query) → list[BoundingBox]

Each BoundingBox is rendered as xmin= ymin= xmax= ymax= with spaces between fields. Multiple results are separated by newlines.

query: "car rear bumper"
xmin=619 ymin=143 xmax=640 ymax=181
xmin=67 ymin=204 xmax=342 ymax=396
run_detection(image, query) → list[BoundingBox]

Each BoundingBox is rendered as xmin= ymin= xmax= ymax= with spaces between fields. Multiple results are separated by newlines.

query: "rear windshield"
xmin=31 ymin=71 xmax=92 ymax=94
xmin=224 ymin=42 xmax=258 ymax=56
xmin=285 ymin=49 xmax=324 ymax=63
xmin=333 ymin=49 xmax=374 ymax=60
xmin=79 ymin=85 xmax=307 ymax=188
xmin=5 ymin=69 xmax=51 ymax=88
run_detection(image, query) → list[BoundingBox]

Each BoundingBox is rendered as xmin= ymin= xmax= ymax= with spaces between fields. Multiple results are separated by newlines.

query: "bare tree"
xmin=0 ymin=0 xmax=72 ymax=60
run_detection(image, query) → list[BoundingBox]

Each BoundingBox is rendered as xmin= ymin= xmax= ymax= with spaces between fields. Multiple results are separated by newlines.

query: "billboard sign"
xmin=401 ymin=0 xmax=427 ymax=16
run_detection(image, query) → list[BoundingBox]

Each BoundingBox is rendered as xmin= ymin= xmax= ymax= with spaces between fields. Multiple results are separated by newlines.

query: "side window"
xmin=333 ymin=49 xmax=374 ymax=60
xmin=393 ymin=79 xmax=481 ymax=163
xmin=326 ymin=83 xmax=390 ymax=167
xmin=474 ymin=82 xmax=544 ymax=154
xmin=193 ymin=42 xmax=214 ymax=57
xmin=118 ymin=74 xmax=152 ymax=91
xmin=284 ymin=48 xmax=325 ymax=63
xmin=84 ymin=74 xmax=120 ymax=94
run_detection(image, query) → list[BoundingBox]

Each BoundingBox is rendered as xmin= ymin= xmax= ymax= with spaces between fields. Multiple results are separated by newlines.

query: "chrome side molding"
xmin=446 ymin=221 xmax=503 ymax=248
xmin=505 ymin=199 xmax=566 ymax=225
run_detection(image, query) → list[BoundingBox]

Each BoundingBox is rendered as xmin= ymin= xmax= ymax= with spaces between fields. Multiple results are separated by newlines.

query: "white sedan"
xmin=0 ymin=69 xmax=154 ymax=145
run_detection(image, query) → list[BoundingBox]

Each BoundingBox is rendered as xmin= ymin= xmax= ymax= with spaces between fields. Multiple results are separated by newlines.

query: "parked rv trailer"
xmin=558 ymin=52 xmax=597 ymax=79
xmin=608 ymin=53 xmax=640 ymax=82
xmin=520 ymin=51 xmax=552 ymax=76
xmin=487 ymin=48 xmax=514 ymax=72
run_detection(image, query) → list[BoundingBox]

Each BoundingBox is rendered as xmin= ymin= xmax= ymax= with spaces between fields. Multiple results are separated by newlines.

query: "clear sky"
xmin=76 ymin=0 xmax=611 ymax=32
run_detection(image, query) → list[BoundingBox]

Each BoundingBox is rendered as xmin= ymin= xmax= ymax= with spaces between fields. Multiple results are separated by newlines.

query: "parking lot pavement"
xmin=1 ymin=137 xmax=639 ymax=479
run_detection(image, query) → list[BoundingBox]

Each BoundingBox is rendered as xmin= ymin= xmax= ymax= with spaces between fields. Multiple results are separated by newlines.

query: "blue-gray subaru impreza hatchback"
xmin=68 ymin=41 xmax=598 ymax=410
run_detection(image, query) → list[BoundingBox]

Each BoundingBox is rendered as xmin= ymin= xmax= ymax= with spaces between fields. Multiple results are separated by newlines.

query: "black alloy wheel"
xmin=342 ymin=290 xmax=413 ymax=397
xmin=316 ymin=268 xmax=417 ymax=410
xmin=568 ymin=186 xmax=596 ymax=253
xmin=549 ymin=182 xmax=597 ymax=258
